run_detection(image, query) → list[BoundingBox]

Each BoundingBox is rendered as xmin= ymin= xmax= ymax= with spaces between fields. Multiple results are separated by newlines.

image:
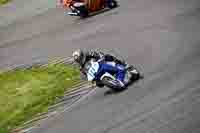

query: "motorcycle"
xmin=83 ymin=58 xmax=141 ymax=91
xmin=67 ymin=0 xmax=118 ymax=18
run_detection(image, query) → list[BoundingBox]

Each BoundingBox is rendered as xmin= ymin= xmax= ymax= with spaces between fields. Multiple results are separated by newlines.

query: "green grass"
xmin=0 ymin=63 xmax=80 ymax=132
xmin=0 ymin=0 xmax=11 ymax=5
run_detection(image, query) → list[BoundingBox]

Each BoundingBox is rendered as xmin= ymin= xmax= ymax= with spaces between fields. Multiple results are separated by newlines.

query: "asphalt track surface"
xmin=1 ymin=0 xmax=200 ymax=132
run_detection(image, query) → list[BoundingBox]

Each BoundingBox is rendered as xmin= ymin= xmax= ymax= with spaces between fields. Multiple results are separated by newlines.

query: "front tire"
xmin=102 ymin=77 xmax=115 ymax=88
xmin=96 ymin=80 xmax=105 ymax=88
xmin=101 ymin=76 xmax=123 ymax=91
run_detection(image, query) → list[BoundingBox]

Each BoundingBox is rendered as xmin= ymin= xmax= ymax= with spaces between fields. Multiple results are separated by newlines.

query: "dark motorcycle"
xmin=67 ymin=0 xmax=118 ymax=18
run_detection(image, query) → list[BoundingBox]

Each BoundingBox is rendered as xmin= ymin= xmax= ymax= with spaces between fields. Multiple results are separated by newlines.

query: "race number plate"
xmin=87 ymin=61 xmax=99 ymax=81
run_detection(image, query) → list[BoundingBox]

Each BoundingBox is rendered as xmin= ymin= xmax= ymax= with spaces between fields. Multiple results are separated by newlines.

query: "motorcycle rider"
xmin=61 ymin=0 xmax=85 ymax=15
xmin=72 ymin=48 xmax=131 ymax=69
xmin=61 ymin=0 xmax=116 ymax=16
xmin=72 ymin=49 xmax=132 ymax=89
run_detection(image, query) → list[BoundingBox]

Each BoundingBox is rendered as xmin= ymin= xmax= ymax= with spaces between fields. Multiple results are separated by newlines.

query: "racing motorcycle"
xmin=67 ymin=0 xmax=118 ymax=18
xmin=83 ymin=58 xmax=141 ymax=91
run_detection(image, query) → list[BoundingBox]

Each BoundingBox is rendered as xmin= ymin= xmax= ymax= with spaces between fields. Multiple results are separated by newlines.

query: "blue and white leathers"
xmin=95 ymin=63 xmax=126 ymax=85
xmin=86 ymin=61 xmax=99 ymax=81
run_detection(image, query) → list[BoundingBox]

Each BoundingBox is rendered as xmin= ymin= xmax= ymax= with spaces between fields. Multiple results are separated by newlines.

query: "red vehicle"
xmin=64 ymin=0 xmax=118 ymax=18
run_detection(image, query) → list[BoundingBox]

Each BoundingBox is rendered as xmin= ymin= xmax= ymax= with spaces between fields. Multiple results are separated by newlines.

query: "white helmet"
xmin=72 ymin=49 xmax=84 ymax=64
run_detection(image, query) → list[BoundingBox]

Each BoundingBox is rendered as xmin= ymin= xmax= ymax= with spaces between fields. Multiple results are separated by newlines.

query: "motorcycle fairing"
xmin=87 ymin=61 xmax=100 ymax=81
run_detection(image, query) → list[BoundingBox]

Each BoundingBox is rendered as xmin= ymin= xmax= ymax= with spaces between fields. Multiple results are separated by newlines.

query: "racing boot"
xmin=67 ymin=6 xmax=78 ymax=16
xmin=67 ymin=11 xmax=78 ymax=16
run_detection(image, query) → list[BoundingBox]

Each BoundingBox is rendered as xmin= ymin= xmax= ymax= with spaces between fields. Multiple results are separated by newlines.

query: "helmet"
xmin=72 ymin=49 xmax=84 ymax=64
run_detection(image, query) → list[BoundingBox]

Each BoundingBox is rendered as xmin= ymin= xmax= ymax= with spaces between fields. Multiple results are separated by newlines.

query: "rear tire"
xmin=80 ymin=10 xmax=88 ymax=18
xmin=77 ymin=6 xmax=89 ymax=18
xmin=80 ymin=7 xmax=89 ymax=18
xmin=129 ymin=68 xmax=141 ymax=81
xmin=107 ymin=0 xmax=118 ymax=9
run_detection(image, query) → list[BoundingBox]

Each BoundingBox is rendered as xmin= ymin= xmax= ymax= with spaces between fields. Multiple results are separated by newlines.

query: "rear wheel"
xmin=107 ymin=0 xmax=118 ymax=9
xmin=129 ymin=67 xmax=141 ymax=81
xmin=77 ymin=5 xmax=89 ymax=18
xmin=80 ymin=10 xmax=88 ymax=18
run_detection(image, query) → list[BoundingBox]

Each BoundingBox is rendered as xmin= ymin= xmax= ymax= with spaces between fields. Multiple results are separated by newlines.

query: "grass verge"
xmin=0 ymin=0 xmax=11 ymax=5
xmin=0 ymin=63 xmax=80 ymax=133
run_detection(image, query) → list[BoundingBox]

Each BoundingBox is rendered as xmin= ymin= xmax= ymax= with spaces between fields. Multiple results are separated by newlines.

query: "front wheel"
xmin=96 ymin=80 xmax=105 ymax=88
xmin=101 ymin=76 xmax=123 ymax=91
